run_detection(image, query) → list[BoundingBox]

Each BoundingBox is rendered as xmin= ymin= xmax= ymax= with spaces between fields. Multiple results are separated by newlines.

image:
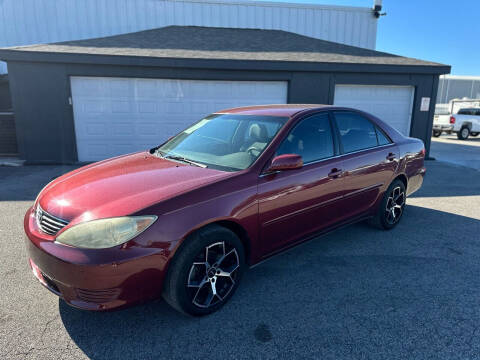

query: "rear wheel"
xmin=163 ymin=225 xmax=245 ymax=316
xmin=432 ymin=130 xmax=442 ymax=137
xmin=370 ymin=179 xmax=406 ymax=230
xmin=457 ymin=126 xmax=470 ymax=140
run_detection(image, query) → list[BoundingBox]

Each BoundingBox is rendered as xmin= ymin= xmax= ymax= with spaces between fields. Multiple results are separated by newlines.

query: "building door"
xmin=70 ymin=77 xmax=288 ymax=162
xmin=334 ymin=85 xmax=415 ymax=136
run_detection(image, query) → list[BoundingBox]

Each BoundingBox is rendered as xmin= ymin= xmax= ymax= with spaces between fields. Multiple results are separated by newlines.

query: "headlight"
xmin=55 ymin=216 xmax=157 ymax=249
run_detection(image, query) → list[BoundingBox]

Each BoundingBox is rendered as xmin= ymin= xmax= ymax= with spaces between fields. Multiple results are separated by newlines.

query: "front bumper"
xmin=24 ymin=207 xmax=168 ymax=311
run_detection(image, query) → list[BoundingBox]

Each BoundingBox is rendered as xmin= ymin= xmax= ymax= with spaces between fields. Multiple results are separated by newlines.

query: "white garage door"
xmin=70 ymin=77 xmax=288 ymax=161
xmin=333 ymin=85 xmax=415 ymax=136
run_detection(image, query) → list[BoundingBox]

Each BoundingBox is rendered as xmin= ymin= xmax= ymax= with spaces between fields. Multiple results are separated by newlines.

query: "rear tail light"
xmin=450 ymin=116 xmax=456 ymax=124
xmin=420 ymin=148 xmax=426 ymax=157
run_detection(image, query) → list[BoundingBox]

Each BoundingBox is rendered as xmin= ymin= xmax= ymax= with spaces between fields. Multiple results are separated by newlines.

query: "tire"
xmin=163 ymin=224 xmax=245 ymax=316
xmin=369 ymin=179 xmax=406 ymax=230
xmin=432 ymin=130 xmax=442 ymax=137
xmin=471 ymin=132 xmax=479 ymax=137
xmin=457 ymin=126 xmax=470 ymax=140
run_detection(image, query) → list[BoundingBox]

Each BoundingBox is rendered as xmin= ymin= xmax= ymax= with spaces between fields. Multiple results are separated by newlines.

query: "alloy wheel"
xmin=187 ymin=242 xmax=240 ymax=308
xmin=461 ymin=128 xmax=469 ymax=138
xmin=385 ymin=186 xmax=405 ymax=225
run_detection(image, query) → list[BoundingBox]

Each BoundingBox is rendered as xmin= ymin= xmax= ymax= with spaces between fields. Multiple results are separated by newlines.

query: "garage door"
xmin=70 ymin=77 xmax=288 ymax=161
xmin=333 ymin=85 xmax=415 ymax=136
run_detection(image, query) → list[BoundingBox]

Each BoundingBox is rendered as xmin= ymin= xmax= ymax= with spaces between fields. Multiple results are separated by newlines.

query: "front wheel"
xmin=370 ymin=179 xmax=406 ymax=230
xmin=471 ymin=132 xmax=479 ymax=137
xmin=163 ymin=225 xmax=245 ymax=316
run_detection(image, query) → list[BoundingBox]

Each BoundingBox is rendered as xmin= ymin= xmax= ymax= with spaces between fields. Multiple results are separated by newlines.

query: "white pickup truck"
xmin=433 ymin=107 xmax=480 ymax=140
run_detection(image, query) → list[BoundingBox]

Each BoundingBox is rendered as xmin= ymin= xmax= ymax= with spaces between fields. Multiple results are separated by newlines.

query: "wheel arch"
xmin=215 ymin=220 xmax=252 ymax=265
xmin=393 ymin=173 xmax=408 ymax=190
xmin=376 ymin=173 xmax=407 ymax=211
xmin=170 ymin=218 xmax=253 ymax=268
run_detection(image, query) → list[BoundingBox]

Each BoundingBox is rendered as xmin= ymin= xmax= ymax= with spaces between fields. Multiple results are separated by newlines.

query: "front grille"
xmin=35 ymin=205 xmax=69 ymax=236
xmin=76 ymin=288 xmax=121 ymax=303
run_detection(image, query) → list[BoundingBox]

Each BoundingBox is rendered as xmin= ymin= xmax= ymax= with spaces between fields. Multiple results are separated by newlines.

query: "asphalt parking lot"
xmin=430 ymin=134 xmax=480 ymax=170
xmin=0 ymin=145 xmax=479 ymax=359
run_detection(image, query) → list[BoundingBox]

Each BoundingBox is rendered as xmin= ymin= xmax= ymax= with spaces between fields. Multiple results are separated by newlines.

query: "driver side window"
xmin=276 ymin=113 xmax=334 ymax=164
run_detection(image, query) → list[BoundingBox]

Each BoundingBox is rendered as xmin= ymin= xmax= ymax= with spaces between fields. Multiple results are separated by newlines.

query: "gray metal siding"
xmin=6 ymin=61 xmax=438 ymax=163
xmin=0 ymin=0 xmax=378 ymax=74
xmin=0 ymin=76 xmax=17 ymax=154
xmin=0 ymin=78 xmax=12 ymax=110
xmin=0 ymin=113 xmax=17 ymax=155
xmin=437 ymin=76 xmax=480 ymax=104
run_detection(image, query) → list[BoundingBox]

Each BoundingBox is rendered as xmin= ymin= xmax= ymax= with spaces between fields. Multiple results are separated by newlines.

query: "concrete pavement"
xmin=430 ymin=134 xmax=480 ymax=170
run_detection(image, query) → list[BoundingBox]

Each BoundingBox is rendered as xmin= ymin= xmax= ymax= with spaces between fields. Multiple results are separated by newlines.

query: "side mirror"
xmin=265 ymin=154 xmax=303 ymax=173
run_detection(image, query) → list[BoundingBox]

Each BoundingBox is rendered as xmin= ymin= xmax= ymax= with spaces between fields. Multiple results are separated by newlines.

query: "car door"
xmin=257 ymin=112 xmax=344 ymax=255
xmin=473 ymin=109 xmax=480 ymax=132
xmin=332 ymin=111 xmax=399 ymax=221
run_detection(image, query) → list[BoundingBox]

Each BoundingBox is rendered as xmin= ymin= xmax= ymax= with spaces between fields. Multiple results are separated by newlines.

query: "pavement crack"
xmin=40 ymin=315 xmax=59 ymax=340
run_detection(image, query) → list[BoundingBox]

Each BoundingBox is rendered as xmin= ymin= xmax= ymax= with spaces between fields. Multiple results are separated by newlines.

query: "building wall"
xmin=0 ymin=0 xmax=378 ymax=74
xmin=7 ymin=61 xmax=438 ymax=163
xmin=0 ymin=76 xmax=17 ymax=155
xmin=0 ymin=76 xmax=12 ymax=110
xmin=0 ymin=113 xmax=17 ymax=155
xmin=437 ymin=75 xmax=480 ymax=104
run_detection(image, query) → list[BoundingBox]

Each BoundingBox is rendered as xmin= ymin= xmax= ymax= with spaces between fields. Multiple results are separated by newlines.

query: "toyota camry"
xmin=24 ymin=105 xmax=426 ymax=316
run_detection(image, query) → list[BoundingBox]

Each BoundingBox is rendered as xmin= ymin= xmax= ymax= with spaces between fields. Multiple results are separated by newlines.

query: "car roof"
xmin=215 ymin=104 xmax=333 ymax=117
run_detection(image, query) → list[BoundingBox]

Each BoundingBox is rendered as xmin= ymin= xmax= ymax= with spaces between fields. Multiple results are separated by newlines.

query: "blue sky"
xmin=258 ymin=0 xmax=477 ymax=75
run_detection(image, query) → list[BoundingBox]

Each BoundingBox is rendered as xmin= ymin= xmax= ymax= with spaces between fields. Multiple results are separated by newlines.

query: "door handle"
xmin=386 ymin=153 xmax=396 ymax=161
xmin=328 ymin=168 xmax=343 ymax=178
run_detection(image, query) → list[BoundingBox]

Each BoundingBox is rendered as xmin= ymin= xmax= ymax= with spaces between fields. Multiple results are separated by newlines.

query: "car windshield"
xmin=156 ymin=114 xmax=288 ymax=171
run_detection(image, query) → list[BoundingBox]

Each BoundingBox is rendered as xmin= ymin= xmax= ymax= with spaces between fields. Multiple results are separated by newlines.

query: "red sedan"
xmin=24 ymin=105 xmax=426 ymax=316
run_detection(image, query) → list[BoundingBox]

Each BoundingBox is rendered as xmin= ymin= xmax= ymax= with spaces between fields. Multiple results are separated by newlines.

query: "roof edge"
xmin=147 ymin=0 xmax=374 ymax=13
xmin=0 ymin=49 xmax=451 ymax=75
xmin=440 ymin=74 xmax=480 ymax=80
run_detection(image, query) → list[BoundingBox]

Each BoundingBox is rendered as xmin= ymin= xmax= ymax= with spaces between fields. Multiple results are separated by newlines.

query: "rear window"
xmin=457 ymin=108 xmax=477 ymax=115
xmin=376 ymin=127 xmax=391 ymax=146
xmin=334 ymin=112 xmax=390 ymax=153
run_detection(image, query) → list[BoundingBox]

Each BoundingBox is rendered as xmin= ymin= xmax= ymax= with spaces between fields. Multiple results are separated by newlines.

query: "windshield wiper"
xmin=163 ymin=154 xmax=207 ymax=168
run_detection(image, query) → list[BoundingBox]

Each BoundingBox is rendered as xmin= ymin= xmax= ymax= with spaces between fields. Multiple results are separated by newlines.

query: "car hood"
xmin=37 ymin=152 xmax=233 ymax=225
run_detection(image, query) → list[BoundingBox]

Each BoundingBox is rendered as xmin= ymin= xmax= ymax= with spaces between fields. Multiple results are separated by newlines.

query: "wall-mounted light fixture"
xmin=373 ymin=0 xmax=387 ymax=18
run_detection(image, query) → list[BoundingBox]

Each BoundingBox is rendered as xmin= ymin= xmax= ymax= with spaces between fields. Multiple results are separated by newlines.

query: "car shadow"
xmin=409 ymin=161 xmax=480 ymax=198
xmin=59 ymin=205 xmax=480 ymax=360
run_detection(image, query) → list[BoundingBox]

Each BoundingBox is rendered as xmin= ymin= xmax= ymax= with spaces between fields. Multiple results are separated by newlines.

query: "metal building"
xmin=0 ymin=0 xmax=379 ymax=75
xmin=0 ymin=0 xmax=449 ymax=162
xmin=436 ymin=75 xmax=480 ymax=105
